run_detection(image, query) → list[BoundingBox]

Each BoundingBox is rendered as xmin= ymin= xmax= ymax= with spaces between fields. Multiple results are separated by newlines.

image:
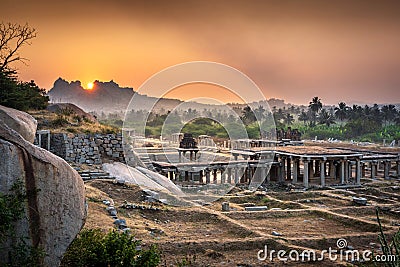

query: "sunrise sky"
xmin=1 ymin=0 xmax=400 ymax=105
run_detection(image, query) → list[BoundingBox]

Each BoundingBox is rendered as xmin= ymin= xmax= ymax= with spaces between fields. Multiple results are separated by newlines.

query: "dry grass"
xmin=28 ymin=109 xmax=118 ymax=134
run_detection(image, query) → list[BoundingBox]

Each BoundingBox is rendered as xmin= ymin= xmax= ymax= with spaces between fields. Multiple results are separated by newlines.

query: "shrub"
xmin=0 ymin=180 xmax=45 ymax=267
xmin=51 ymin=115 xmax=69 ymax=127
xmin=61 ymin=229 xmax=160 ymax=267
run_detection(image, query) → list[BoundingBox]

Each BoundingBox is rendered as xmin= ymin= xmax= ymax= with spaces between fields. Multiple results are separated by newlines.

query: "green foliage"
xmin=182 ymin=119 xmax=228 ymax=138
xmin=0 ymin=180 xmax=26 ymax=242
xmin=344 ymin=119 xmax=380 ymax=138
xmin=0 ymin=70 xmax=49 ymax=111
xmin=0 ymin=180 xmax=45 ymax=267
xmin=61 ymin=229 xmax=160 ymax=267
xmin=7 ymin=239 xmax=46 ymax=267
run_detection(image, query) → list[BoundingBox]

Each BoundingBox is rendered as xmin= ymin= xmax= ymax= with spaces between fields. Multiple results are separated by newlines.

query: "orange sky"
xmin=1 ymin=0 xmax=400 ymax=105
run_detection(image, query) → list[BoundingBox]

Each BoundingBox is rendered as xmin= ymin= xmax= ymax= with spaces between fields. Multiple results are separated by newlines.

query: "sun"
xmin=86 ymin=82 xmax=94 ymax=90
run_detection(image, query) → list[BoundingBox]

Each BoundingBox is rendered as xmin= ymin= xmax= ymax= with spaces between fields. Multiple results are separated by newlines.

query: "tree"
xmin=298 ymin=111 xmax=309 ymax=125
xmin=0 ymin=22 xmax=48 ymax=111
xmin=241 ymin=105 xmax=256 ymax=125
xmin=273 ymin=108 xmax=285 ymax=123
xmin=308 ymin=96 xmax=322 ymax=126
xmin=318 ymin=109 xmax=336 ymax=127
xmin=334 ymin=102 xmax=348 ymax=122
xmin=0 ymin=71 xmax=48 ymax=111
xmin=254 ymin=105 xmax=265 ymax=121
xmin=381 ymin=104 xmax=397 ymax=126
xmin=283 ymin=113 xmax=294 ymax=125
xmin=1 ymin=22 xmax=37 ymax=72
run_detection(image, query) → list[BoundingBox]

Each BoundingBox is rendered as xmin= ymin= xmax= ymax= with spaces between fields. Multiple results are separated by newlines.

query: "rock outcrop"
xmin=0 ymin=105 xmax=37 ymax=143
xmin=0 ymin=105 xmax=86 ymax=267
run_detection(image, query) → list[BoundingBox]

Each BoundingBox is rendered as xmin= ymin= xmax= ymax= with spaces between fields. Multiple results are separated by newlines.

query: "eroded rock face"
xmin=0 ymin=105 xmax=38 ymax=143
xmin=0 ymin=108 xmax=86 ymax=267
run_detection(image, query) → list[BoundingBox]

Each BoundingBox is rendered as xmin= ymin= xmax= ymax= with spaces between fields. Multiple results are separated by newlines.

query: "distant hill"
xmin=48 ymin=78 xmax=183 ymax=114
xmin=47 ymin=78 xmax=304 ymax=114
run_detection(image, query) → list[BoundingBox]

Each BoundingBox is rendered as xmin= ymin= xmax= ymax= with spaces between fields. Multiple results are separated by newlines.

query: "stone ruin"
xmin=179 ymin=133 xmax=198 ymax=149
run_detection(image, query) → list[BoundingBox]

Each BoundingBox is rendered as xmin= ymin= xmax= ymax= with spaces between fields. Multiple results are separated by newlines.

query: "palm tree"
xmin=273 ymin=108 xmax=285 ymax=124
xmin=381 ymin=104 xmax=397 ymax=126
xmin=254 ymin=105 xmax=266 ymax=121
xmin=334 ymin=102 xmax=348 ymax=122
xmin=371 ymin=104 xmax=382 ymax=124
xmin=308 ymin=97 xmax=322 ymax=126
xmin=283 ymin=113 xmax=294 ymax=125
xmin=318 ymin=109 xmax=336 ymax=127
xmin=309 ymin=97 xmax=322 ymax=113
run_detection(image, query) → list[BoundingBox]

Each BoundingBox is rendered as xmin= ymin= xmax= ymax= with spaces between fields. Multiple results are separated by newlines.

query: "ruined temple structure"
xmin=179 ymin=133 xmax=198 ymax=149
xmin=276 ymin=127 xmax=301 ymax=141
xmin=178 ymin=133 xmax=199 ymax=162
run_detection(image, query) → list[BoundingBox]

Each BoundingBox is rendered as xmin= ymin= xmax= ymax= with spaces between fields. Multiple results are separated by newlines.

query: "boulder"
xmin=0 ymin=115 xmax=86 ymax=266
xmin=0 ymin=105 xmax=37 ymax=143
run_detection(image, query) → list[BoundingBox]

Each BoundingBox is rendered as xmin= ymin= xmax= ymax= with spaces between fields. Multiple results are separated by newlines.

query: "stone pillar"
xmin=213 ymin=168 xmax=218 ymax=184
xmin=197 ymin=170 xmax=202 ymax=183
xmin=344 ymin=161 xmax=349 ymax=181
xmin=320 ymin=160 xmax=326 ymax=187
xmin=234 ymin=166 xmax=239 ymax=184
xmin=281 ymin=157 xmax=286 ymax=180
xmin=303 ymin=159 xmax=309 ymax=188
xmin=384 ymin=161 xmax=390 ymax=180
xmin=292 ymin=159 xmax=298 ymax=183
xmin=205 ymin=169 xmax=211 ymax=184
xmin=260 ymin=165 xmax=266 ymax=183
xmin=221 ymin=169 xmax=225 ymax=184
xmin=47 ymin=132 xmax=51 ymax=150
xmin=340 ymin=160 xmax=345 ymax=184
xmin=371 ymin=162 xmax=376 ymax=179
xmin=349 ymin=162 xmax=353 ymax=180
xmin=243 ymin=166 xmax=249 ymax=183
xmin=38 ymin=133 xmax=42 ymax=148
xmin=227 ymin=167 xmax=232 ymax=184
xmin=309 ymin=160 xmax=314 ymax=178
xmin=286 ymin=157 xmax=291 ymax=181
xmin=279 ymin=162 xmax=285 ymax=182
xmin=361 ymin=162 xmax=366 ymax=178
xmin=356 ymin=159 xmax=361 ymax=185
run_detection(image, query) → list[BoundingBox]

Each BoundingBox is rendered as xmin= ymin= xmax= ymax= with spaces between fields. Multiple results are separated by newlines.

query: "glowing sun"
xmin=86 ymin=82 xmax=94 ymax=90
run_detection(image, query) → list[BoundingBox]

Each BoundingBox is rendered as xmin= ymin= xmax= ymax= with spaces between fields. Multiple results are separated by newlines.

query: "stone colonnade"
xmin=160 ymin=162 xmax=271 ymax=185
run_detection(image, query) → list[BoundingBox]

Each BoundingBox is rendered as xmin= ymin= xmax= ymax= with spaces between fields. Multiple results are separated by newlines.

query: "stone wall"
xmin=47 ymin=133 xmax=125 ymax=165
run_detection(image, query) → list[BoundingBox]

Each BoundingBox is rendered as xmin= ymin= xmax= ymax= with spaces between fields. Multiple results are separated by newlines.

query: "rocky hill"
xmin=48 ymin=78 xmax=183 ymax=114
xmin=47 ymin=78 xmax=299 ymax=115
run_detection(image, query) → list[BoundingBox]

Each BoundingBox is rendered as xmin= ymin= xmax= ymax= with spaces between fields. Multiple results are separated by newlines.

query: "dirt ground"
xmin=83 ymin=176 xmax=400 ymax=266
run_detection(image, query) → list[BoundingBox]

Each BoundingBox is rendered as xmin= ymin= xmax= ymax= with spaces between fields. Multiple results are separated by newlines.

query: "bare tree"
xmin=0 ymin=22 xmax=37 ymax=72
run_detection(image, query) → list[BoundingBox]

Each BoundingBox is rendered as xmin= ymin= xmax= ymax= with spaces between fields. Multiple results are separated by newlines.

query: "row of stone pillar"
xmin=164 ymin=164 xmax=270 ymax=185
xmin=277 ymin=156 xmax=362 ymax=187
xmin=363 ymin=160 xmax=400 ymax=180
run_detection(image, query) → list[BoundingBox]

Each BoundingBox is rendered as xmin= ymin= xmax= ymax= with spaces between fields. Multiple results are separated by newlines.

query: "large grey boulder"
xmin=0 ymin=105 xmax=38 ymax=143
xmin=0 ymin=108 xmax=86 ymax=267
